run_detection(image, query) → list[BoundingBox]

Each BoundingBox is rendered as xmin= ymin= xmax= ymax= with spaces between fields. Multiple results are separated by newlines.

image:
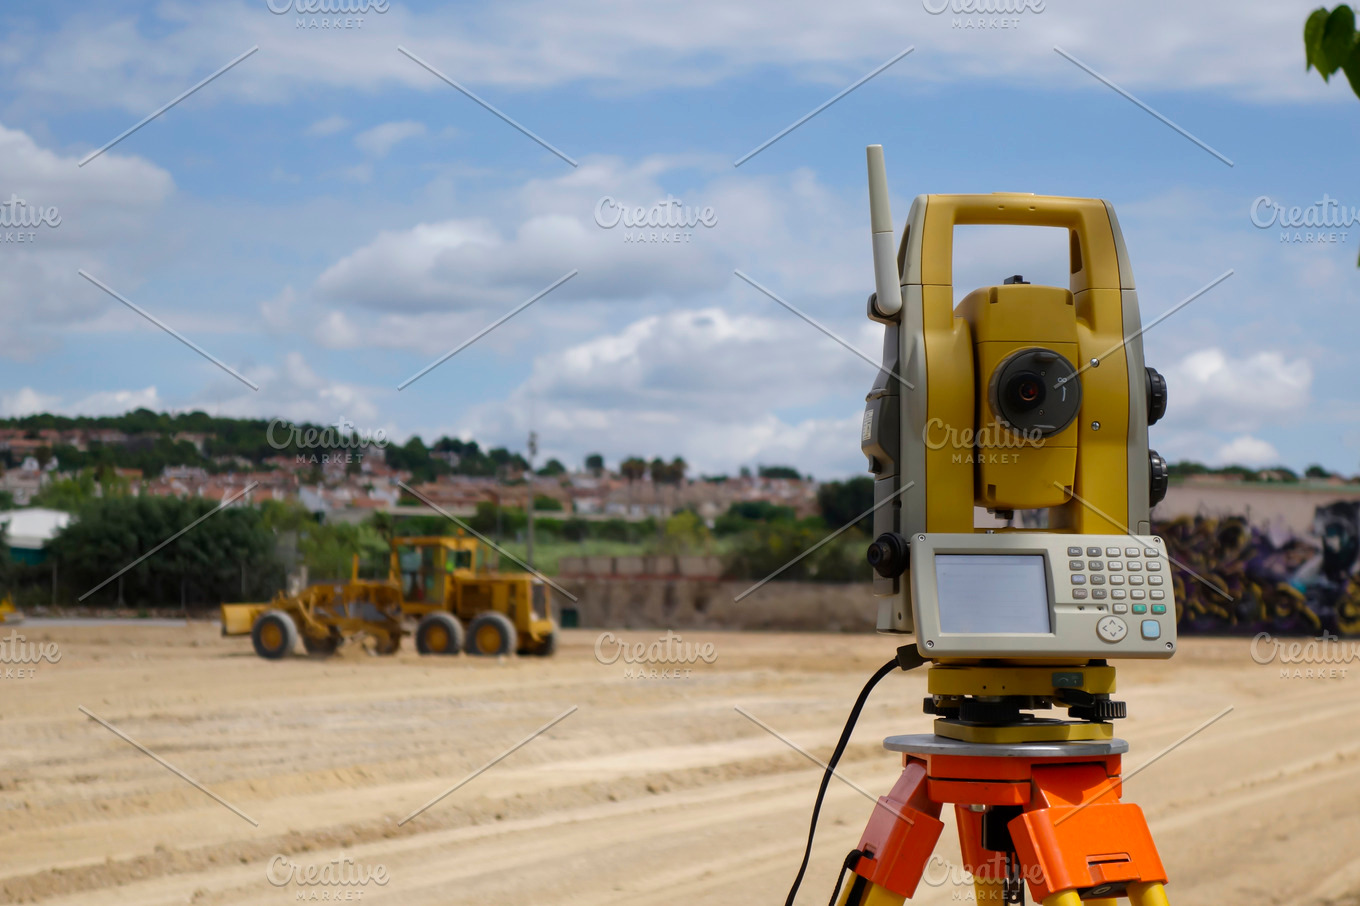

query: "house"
xmin=0 ymin=507 xmax=73 ymax=564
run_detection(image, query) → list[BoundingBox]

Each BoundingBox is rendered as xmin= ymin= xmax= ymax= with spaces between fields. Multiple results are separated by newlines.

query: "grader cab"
xmin=221 ymin=534 xmax=557 ymax=660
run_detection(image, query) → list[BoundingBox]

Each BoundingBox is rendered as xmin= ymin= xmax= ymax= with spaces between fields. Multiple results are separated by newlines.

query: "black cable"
xmin=786 ymin=645 xmax=926 ymax=906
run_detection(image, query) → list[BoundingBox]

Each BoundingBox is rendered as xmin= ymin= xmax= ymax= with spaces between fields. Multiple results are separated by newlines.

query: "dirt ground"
xmin=2 ymin=622 xmax=1358 ymax=905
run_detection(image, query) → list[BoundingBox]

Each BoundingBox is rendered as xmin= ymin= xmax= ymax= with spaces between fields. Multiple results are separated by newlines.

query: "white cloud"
xmin=1214 ymin=435 xmax=1281 ymax=467
xmin=306 ymin=115 xmax=350 ymax=136
xmin=0 ymin=388 xmax=61 ymax=418
xmin=0 ymin=123 xmax=174 ymax=335
xmin=69 ymin=386 xmax=164 ymax=416
xmin=1162 ymin=347 xmax=1312 ymax=433
xmin=354 ymin=120 xmax=426 ymax=158
xmin=459 ymin=306 xmax=878 ymax=476
xmin=0 ymin=1 xmax=1335 ymax=113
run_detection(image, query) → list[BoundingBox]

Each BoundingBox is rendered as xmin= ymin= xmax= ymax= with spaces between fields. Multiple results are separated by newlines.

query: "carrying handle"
xmin=901 ymin=192 xmax=1130 ymax=295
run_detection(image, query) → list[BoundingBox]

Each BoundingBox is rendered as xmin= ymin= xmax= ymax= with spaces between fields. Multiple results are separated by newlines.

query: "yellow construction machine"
xmin=221 ymin=534 xmax=557 ymax=659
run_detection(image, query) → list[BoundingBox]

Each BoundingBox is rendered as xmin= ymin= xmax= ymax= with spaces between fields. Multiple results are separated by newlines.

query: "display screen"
xmin=935 ymin=554 xmax=1052 ymax=635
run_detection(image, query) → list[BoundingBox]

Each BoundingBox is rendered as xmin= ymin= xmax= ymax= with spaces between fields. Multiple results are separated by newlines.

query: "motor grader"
xmin=220 ymin=534 xmax=557 ymax=659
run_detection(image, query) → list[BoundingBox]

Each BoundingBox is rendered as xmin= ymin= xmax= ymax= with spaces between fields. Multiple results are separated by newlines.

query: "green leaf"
xmin=1344 ymin=45 xmax=1360 ymax=97
xmin=1306 ymin=7 xmax=1332 ymax=70
xmin=1319 ymin=5 xmax=1358 ymax=77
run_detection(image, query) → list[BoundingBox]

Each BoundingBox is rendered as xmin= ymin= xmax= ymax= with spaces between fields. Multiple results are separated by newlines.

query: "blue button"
xmin=1141 ymin=620 xmax=1161 ymax=640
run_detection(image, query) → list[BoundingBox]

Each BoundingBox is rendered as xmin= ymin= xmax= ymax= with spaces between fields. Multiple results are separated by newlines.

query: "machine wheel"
xmin=531 ymin=621 xmax=558 ymax=657
xmin=302 ymin=629 xmax=341 ymax=656
xmin=252 ymin=611 xmax=298 ymax=660
xmin=415 ymin=613 xmax=465 ymax=655
xmin=466 ymin=612 xmax=518 ymax=656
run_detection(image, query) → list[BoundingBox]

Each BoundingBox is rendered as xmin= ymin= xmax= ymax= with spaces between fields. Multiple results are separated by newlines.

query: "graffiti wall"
xmin=1158 ymin=502 xmax=1360 ymax=636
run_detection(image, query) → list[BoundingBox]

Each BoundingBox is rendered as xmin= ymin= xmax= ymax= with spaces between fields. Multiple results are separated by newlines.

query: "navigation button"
xmin=1097 ymin=616 xmax=1128 ymax=642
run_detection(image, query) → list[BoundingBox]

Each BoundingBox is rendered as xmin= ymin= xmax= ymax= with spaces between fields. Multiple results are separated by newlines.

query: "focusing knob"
xmin=866 ymin=532 xmax=910 ymax=579
xmin=1149 ymin=449 xmax=1169 ymax=507
xmin=1145 ymin=367 xmax=1168 ymax=425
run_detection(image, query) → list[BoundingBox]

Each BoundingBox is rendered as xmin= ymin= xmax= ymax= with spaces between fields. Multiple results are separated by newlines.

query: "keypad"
xmin=1144 ymin=548 xmax=1158 ymax=557
xmin=1148 ymin=575 xmax=1163 ymax=586
xmin=1151 ymin=604 xmax=1167 ymax=614
xmin=1128 ymin=575 xmax=1144 ymax=585
xmin=1073 ymin=588 xmax=1088 ymax=599
xmin=1090 ymin=574 xmax=1106 ymax=585
xmin=1107 ymin=561 xmax=1123 ymax=571
xmin=1131 ymin=589 xmax=1146 ymax=600
xmin=1113 ymin=603 xmax=1128 ymax=613
xmin=1132 ymin=603 xmax=1147 ymax=614
xmin=1150 ymin=589 xmax=1165 ymax=600
xmin=1109 ymin=575 xmax=1125 ymax=585
xmin=1111 ymin=589 xmax=1126 ymax=600
xmin=1147 ymin=561 xmax=1161 ymax=571
xmin=1088 ymin=561 xmax=1104 ymax=570
xmin=1068 ymin=546 xmax=1083 ymax=557
xmin=1126 ymin=561 xmax=1142 ymax=571
xmin=1071 ymin=574 xmax=1087 ymax=585
xmin=1086 ymin=547 xmax=1102 ymax=557
xmin=1092 ymin=589 xmax=1107 ymax=600
xmin=1124 ymin=547 xmax=1141 ymax=557
xmin=1069 ymin=560 xmax=1085 ymax=570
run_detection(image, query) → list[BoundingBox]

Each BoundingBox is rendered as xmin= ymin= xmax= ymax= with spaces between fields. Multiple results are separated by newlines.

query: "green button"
xmin=1151 ymin=604 xmax=1166 ymax=614
xmin=1132 ymin=604 xmax=1147 ymax=614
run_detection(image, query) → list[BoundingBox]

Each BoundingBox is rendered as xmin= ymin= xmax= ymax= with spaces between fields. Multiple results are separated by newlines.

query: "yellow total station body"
xmin=858 ymin=148 xmax=1171 ymax=740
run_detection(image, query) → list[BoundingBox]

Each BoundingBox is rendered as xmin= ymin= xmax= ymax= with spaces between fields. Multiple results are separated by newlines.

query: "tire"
xmin=252 ymin=610 xmax=298 ymax=660
xmin=466 ymin=612 xmax=517 ymax=656
xmin=415 ymin=613 xmax=465 ymax=655
xmin=302 ymin=630 xmax=340 ymax=656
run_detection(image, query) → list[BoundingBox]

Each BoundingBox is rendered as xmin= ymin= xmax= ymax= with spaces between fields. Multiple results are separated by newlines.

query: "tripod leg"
xmin=1127 ymin=881 xmax=1171 ymax=906
xmin=835 ymin=879 xmax=907 ymax=906
xmin=1040 ymin=893 xmax=1082 ymax=906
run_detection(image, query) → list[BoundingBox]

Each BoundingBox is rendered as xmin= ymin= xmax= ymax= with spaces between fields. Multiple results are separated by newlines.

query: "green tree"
xmin=1305 ymin=464 xmax=1334 ymax=479
xmin=584 ymin=453 xmax=605 ymax=475
xmin=49 ymin=496 xmax=284 ymax=608
xmin=758 ymin=465 xmax=802 ymax=480
xmin=538 ymin=458 xmax=567 ymax=477
xmin=817 ymin=477 xmax=875 ymax=531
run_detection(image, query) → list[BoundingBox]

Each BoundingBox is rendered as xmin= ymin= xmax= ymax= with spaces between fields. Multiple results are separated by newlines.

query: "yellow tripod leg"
xmin=836 ymin=880 xmax=905 ymax=906
xmin=971 ymin=876 xmax=1005 ymax=903
xmin=1127 ymin=881 xmax=1171 ymax=906
xmin=1040 ymin=892 xmax=1082 ymax=906
xmin=1087 ymin=900 xmax=1119 ymax=906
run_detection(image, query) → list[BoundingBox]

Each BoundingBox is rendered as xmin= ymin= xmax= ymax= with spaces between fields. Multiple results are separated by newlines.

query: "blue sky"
xmin=1 ymin=0 xmax=1357 ymax=478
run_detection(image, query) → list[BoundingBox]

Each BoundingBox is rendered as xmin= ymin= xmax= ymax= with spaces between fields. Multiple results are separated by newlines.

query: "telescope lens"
xmin=987 ymin=348 xmax=1081 ymax=438
xmin=1008 ymin=373 xmax=1044 ymax=410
